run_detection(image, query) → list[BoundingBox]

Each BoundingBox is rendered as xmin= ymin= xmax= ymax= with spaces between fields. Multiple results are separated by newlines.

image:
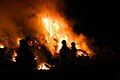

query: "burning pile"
xmin=37 ymin=62 xmax=51 ymax=70
xmin=36 ymin=1 xmax=94 ymax=57
xmin=0 ymin=0 xmax=95 ymax=71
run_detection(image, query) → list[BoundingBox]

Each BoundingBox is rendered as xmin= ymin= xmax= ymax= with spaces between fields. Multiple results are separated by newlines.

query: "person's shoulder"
xmin=19 ymin=39 xmax=25 ymax=43
xmin=67 ymin=46 xmax=70 ymax=48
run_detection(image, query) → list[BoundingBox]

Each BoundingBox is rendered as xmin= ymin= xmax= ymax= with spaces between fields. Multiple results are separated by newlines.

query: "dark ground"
xmin=0 ymin=62 xmax=120 ymax=80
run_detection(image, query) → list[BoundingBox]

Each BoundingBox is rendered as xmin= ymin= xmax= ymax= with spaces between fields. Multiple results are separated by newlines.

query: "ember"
xmin=34 ymin=56 xmax=38 ymax=60
xmin=37 ymin=63 xmax=51 ymax=70
xmin=0 ymin=44 xmax=4 ymax=48
xmin=12 ymin=51 xmax=17 ymax=62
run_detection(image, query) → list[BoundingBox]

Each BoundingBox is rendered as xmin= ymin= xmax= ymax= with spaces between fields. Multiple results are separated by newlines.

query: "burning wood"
xmin=37 ymin=7 xmax=94 ymax=57
xmin=0 ymin=0 xmax=95 ymax=72
xmin=12 ymin=51 xmax=17 ymax=62
xmin=77 ymin=49 xmax=89 ymax=57
xmin=37 ymin=63 xmax=51 ymax=70
xmin=0 ymin=0 xmax=94 ymax=58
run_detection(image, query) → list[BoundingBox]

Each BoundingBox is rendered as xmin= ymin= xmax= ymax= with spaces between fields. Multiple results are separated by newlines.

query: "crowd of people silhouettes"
xmin=0 ymin=36 xmax=91 ymax=72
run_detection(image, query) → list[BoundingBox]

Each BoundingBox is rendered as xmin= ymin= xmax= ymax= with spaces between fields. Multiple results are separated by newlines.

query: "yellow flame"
xmin=0 ymin=44 xmax=4 ymax=48
xmin=37 ymin=9 xmax=94 ymax=57
xmin=37 ymin=63 xmax=51 ymax=70
xmin=12 ymin=51 xmax=17 ymax=62
xmin=16 ymin=37 xmax=22 ymax=46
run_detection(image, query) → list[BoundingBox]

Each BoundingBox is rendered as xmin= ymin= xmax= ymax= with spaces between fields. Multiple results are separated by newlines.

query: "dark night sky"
xmin=63 ymin=0 xmax=119 ymax=47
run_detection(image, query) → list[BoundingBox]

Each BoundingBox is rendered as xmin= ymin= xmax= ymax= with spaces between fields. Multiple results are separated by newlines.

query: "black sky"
xmin=63 ymin=0 xmax=119 ymax=47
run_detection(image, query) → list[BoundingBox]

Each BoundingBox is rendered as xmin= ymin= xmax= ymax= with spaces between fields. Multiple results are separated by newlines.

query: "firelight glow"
xmin=37 ymin=7 xmax=94 ymax=57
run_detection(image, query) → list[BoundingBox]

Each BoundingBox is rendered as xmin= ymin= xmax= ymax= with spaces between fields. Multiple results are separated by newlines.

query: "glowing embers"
xmin=76 ymin=49 xmax=89 ymax=57
xmin=0 ymin=44 xmax=4 ymax=48
xmin=12 ymin=51 xmax=17 ymax=62
xmin=34 ymin=56 xmax=38 ymax=60
xmin=37 ymin=62 xmax=52 ymax=70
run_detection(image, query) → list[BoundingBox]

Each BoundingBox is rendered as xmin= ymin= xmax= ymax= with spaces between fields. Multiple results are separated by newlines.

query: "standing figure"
xmin=59 ymin=40 xmax=70 ymax=69
xmin=70 ymin=42 xmax=77 ymax=65
xmin=16 ymin=36 xmax=35 ymax=71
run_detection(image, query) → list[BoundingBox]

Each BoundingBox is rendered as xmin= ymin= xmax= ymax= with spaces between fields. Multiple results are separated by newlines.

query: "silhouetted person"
xmin=70 ymin=42 xmax=77 ymax=65
xmin=59 ymin=40 xmax=70 ymax=70
xmin=0 ymin=46 xmax=10 ymax=72
xmin=16 ymin=36 xmax=35 ymax=71
xmin=0 ymin=48 xmax=4 ymax=71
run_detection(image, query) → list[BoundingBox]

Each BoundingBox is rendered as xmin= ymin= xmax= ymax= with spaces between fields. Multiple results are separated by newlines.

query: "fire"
xmin=34 ymin=56 xmax=38 ymax=60
xmin=41 ymin=16 xmax=70 ymax=53
xmin=37 ymin=63 xmax=51 ymax=70
xmin=37 ymin=6 xmax=94 ymax=57
xmin=42 ymin=17 xmax=61 ymax=37
xmin=15 ymin=37 xmax=23 ymax=46
xmin=12 ymin=51 xmax=17 ymax=62
xmin=16 ymin=37 xmax=21 ymax=46
xmin=0 ymin=44 xmax=4 ymax=48
xmin=76 ymin=49 xmax=89 ymax=57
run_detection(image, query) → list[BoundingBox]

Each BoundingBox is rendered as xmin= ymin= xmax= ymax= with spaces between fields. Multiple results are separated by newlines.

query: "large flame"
xmin=0 ymin=0 xmax=95 ymax=70
xmin=0 ymin=0 xmax=94 ymax=57
xmin=36 ymin=4 xmax=94 ymax=57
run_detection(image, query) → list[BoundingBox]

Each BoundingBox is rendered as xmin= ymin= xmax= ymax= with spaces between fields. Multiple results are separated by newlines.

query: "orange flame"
xmin=12 ymin=51 xmax=17 ymax=62
xmin=16 ymin=37 xmax=21 ymax=46
xmin=0 ymin=44 xmax=4 ymax=48
xmin=15 ymin=37 xmax=23 ymax=47
xmin=37 ymin=63 xmax=51 ymax=70
xmin=36 ymin=7 xmax=94 ymax=57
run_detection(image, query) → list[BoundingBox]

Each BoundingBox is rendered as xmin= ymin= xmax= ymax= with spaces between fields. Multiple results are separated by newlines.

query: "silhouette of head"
xmin=61 ymin=40 xmax=67 ymax=46
xmin=71 ymin=42 xmax=75 ymax=47
xmin=25 ymin=36 xmax=31 ymax=41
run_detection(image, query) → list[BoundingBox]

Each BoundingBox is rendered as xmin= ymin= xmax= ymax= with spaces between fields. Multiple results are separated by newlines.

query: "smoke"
xmin=0 ymin=0 xmax=94 ymax=54
xmin=0 ymin=0 xmax=66 ymax=47
xmin=0 ymin=0 xmax=31 ymax=45
xmin=0 ymin=0 xmax=95 ymax=66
